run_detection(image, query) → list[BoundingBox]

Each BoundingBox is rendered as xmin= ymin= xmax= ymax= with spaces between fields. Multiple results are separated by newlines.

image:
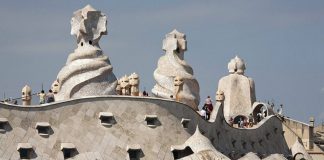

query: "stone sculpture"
xmin=22 ymin=85 xmax=32 ymax=106
xmin=120 ymin=75 xmax=130 ymax=95
xmin=115 ymin=79 xmax=122 ymax=95
xmin=152 ymin=29 xmax=200 ymax=110
xmin=215 ymin=90 xmax=225 ymax=102
xmin=129 ymin=73 xmax=140 ymax=96
xmin=54 ymin=5 xmax=117 ymax=101
xmin=173 ymin=76 xmax=184 ymax=102
xmin=217 ymin=56 xmax=256 ymax=120
xmin=51 ymin=79 xmax=60 ymax=94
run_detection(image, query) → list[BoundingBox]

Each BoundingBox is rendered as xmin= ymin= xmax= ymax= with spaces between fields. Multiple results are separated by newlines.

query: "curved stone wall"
xmin=0 ymin=96 xmax=291 ymax=159
xmin=207 ymin=103 xmax=290 ymax=159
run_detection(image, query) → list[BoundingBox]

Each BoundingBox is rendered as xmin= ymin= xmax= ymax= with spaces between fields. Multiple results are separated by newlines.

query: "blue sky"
xmin=0 ymin=1 xmax=323 ymax=125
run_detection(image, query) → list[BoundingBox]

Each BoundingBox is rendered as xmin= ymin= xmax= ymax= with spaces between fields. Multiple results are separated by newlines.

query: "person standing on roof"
xmin=204 ymin=96 xmax=213 ymax=120
xmin=38 ymin=90 xmax=46 ymax=104
xmin=46 ymin=89 xmax=55 ymax=103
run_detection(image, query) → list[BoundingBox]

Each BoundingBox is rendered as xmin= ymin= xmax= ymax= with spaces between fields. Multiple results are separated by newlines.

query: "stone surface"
xmin=171 ymin=126 xmax=230 ymax=159
xmin=262 ymin=154 xmax=287 ymax=160
xmin=152 ymin=29 xmax=200 ymax=110
xmin=1 ymin=4 xmax=320 ymax=160
xmin=0 ymin=96 xmax=294 ymax=159
xmin=54 ymin=5 xmax=117 ymax=101
xmin=291 ymin=139 xmax=313 ymax=160
xmin=238 ymin=152 xmax=260 ymax=160
xmin=217 ymin=56 xmax=256 ymax=120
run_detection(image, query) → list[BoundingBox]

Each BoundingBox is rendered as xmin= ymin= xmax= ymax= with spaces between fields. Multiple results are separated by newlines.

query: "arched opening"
xmin=294 ymin=152 xmax=305 ymax=160
xmin=233 ymin=115 xmax=247 ymax=124
xmin=233 ymin=115 xmax=247 ymax=128
xmin=253 ymin=104 xmax=267 ymax=123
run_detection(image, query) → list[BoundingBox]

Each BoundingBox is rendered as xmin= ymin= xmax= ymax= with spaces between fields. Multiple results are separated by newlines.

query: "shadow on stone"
xmin=172 ymin=146 xmax=194 ymax=159
xmin=127 ymin=148 xmax=144 ymax=160
xmin=0 ymin=120 xmax=12 ymax=133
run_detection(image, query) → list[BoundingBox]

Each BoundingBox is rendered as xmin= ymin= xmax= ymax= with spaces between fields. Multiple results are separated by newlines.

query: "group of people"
xmin=199 ymin=96 xmax=214 ymax=120
xmin=237 ymin=117 xmax=253 ymax=128
xmin=142 ymin=90 xmax=149 ymax=96
xmin=1 ymin=98 xmax=18 ymax=105
xmin=0 ymin=89 xmax=55 ymax=105
xmin=228 ymin=114 xmax=255 ymax=128
xmin=38 ymin=89 xmax=55 ymax=104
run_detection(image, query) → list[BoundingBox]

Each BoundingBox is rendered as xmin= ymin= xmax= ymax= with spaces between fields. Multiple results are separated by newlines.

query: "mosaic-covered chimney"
xmin=54 ymin=5 xmax=117 ymax=101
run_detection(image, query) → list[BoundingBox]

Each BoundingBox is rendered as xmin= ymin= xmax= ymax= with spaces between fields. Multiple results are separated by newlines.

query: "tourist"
xmin=257 ymin=112 xmax=262 ymax=122
xmin=12 ymin=99 xmax=18 ymax=105
xmin=229 ymin=117 xmax=234 ymax=127
xmin=248 ymin=113 xmax=254 ymax=127
xmin=199 ymin=108 xmax=206 ymax=120
xmin=278 ymin=104 xmax=283 ymax=115
xmin=142 ymin=90 xmax=148 ymax=96
xmin=4 ymin=98 xmax=10 ymax=104
xmin=202 ymin=105 xmax=210 ymax=120
xmin=38 ymin=90 xmax=46 ymax=104
xmin=239 ymin=118 xmax=244 ymax=128
xmin=46 ymin=89 xmax=55 ymax=103
xmin=204 ymin=96 xmax=213 ymax=120
xmin=244 ymin=118 xmax=248 ymax=128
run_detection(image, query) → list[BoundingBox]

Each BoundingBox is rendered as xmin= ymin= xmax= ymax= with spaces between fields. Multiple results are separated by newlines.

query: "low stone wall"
xmin=282 ymin=117 xmax=313 ymax=150
xmin=0 ymin=96 xmax=291 ymax=159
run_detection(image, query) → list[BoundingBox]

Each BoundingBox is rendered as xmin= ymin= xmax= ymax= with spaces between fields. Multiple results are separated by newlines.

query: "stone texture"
xmin=291 ymin=139 xmax=313 ymax=160
xmin=0 ymin=96 xmax=294 ymax=159
xmin=54 ymin=5 xmax=117 ymax=101
xmin=152 ymin=29 xmax=200 ymax=110
xmin=120 ymin=75 xmax=130 ymax=95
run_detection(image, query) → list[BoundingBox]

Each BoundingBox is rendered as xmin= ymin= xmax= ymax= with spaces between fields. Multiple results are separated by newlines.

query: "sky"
xmin=0 ymin=0 xmax=323 ymax=125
